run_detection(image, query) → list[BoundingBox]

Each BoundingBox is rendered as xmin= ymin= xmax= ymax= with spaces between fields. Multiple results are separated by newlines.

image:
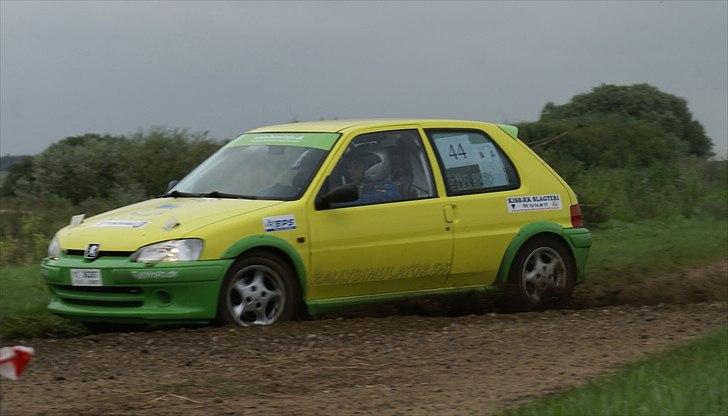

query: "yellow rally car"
xmin=42 ymin=119 xmax=591 ymax=326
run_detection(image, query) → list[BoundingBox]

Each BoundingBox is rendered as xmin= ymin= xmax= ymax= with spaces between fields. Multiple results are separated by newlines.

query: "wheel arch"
xmin=221 ymin=235 xmax=308 ymax=299
xmin=495 ymin=221 xmax=577 ymax=287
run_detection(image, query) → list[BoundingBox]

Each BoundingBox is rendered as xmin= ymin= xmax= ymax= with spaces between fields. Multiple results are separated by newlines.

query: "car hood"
xmin=58 ymin=197 xmax=283 ymax=251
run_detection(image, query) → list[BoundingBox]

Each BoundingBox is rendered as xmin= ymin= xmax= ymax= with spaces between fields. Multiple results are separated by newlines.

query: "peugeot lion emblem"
xmin=84 ymin=243 xmax=101 ymax=260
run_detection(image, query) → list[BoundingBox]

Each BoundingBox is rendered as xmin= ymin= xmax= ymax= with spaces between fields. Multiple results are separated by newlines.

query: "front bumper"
xmin=41 ymin=255 xmax=234 ymax=323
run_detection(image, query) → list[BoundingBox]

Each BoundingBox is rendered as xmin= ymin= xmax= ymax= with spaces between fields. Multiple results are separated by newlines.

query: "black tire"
xmin=216 ymin=251 xmax=303 ymax=326
xmin=505 ymin=235 xmax=576 ymax=311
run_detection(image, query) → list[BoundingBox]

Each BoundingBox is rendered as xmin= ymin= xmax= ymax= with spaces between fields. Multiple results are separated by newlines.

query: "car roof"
xmin=245 ymin=119 xmax=499 ymax=134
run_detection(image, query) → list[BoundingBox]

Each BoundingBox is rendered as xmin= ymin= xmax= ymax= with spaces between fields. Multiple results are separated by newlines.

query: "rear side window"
xmin=426 ymin=129 xmax=519 ymax=195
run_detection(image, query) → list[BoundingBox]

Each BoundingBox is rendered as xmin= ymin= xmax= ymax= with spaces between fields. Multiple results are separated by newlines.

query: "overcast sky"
xmin=1 ymin=1 xmax=726 ymax=157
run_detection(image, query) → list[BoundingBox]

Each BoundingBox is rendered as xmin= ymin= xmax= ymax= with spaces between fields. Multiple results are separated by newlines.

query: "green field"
xmin=0 ymin=217 xmax=726 ymax=339
xmin=586 ymin=217 xmax=728 ymax=282
xmin=502 ymin=325 xmax=728 ymax=416
xmin=0 ymin=265 xmax=86 ymax=339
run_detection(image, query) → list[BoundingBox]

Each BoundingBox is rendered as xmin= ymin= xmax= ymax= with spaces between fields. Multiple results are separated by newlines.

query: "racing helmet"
xmin=290 ymin=149 xmax=321 ymax=189
xmin=291 ymin=149 xmax=319 ymax=171
xmin=347 ymin=149 xmax=392 ymax=182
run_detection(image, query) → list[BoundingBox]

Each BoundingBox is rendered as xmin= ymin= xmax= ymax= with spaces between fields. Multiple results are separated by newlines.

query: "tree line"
xmin=515 ymin=83 xmax=721 ymax=224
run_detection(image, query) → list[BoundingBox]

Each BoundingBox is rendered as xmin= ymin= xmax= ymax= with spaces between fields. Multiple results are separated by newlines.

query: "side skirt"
xmin=306 ymin=284 xmax=501 ymax=316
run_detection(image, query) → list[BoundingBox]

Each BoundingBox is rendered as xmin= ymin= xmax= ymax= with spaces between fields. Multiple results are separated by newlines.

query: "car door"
xmin=424 ymin=127 xmax=523 ymax=287
xmin=306 ymin=127 xmax=453 ymax=300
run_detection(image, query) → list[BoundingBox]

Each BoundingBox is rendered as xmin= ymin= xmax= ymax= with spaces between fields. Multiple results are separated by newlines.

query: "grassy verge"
xmin=586 ymin=217 xmax=728 ymax=282
xmin=501 ymin=325 xmax=728 ymax=416
xmin=0 ymin=265 xmax=86 ymax=339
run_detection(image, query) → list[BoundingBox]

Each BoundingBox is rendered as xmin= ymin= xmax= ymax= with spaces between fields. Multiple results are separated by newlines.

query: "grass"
xmin=0 ymin=265 xmax=86 ymax=339
xmin=501 ymin=325 xmax=728 ymax=416
xmin=586 ymin=217 xmax=728 ymax=282
xmin=0 ymin=217 xmax=725 ymax=339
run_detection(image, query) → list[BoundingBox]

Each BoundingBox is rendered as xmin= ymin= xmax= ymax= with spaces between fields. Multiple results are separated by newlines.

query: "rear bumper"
xmin=562 ymin=227 xmax=591 ymax=281
xmin=41 ymin=256 xmax=234 ymax=323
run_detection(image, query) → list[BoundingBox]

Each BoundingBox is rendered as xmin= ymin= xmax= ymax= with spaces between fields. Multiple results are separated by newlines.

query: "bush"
xmin=0 ymin=128 xmax=225 ymax=267
xmin=569 ymin=158 xmax=719 ymax=226
xmin=517 ymin=84 xmax=721 ymax=226
xmin=2 ymin=128 xmax=223 ymax=204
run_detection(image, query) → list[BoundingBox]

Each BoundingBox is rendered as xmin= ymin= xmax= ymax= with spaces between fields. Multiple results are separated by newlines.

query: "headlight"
xmin=130 ymin=239 xmax=204 ymax=263
xmin=48 ymin=235 xmax=60 ymax=259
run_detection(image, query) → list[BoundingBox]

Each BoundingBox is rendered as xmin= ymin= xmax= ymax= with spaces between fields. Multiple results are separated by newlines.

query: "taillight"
xmin=570 ymin=204 xmax=583 ymax=228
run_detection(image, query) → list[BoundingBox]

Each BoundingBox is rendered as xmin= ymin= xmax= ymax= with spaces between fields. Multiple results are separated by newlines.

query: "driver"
xmin=343 ymin=151 xmax=401 ymax=205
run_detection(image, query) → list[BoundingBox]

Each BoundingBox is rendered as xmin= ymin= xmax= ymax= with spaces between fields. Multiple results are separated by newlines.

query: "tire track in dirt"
xmin=1 ymin=262 xmax=727 ymax=416
xmin=571 ymin=260 xmax=728 ymax=309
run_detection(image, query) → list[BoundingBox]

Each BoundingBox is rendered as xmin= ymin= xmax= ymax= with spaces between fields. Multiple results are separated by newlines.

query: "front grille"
xmin=52 ymin=285 xmax=142 ymax=294
xmin=53 ymin=285 xmax=145 ymax=308
xmin=62 ymin=298 xmax=143 ymax=308
xmin=65 ymin=249 xmax=134 ymax=258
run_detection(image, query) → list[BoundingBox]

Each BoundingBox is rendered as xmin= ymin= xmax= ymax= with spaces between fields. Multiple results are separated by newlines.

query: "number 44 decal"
xmin=448 ymin=143 xmax=468 ymax=160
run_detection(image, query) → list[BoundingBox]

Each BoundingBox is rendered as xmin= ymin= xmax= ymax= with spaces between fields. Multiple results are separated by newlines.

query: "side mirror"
xmin=167 ymin=180 xmax=178 ymax=192
xmin=316 ymin=184 xmax=359 ymax=210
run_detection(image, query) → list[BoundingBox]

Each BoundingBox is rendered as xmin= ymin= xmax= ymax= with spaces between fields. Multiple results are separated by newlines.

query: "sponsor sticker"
xmin=92 ymin=220 xmax=148 ymax=228
xmin=434 ymin=134 xmax=510 ymax=191
xmin=507 ymin=194 xmax=562 ymax=212
xmin=250 ymin=134 xmax=305 ymax=144
xmin=228 ymin=132 xmax=340 ymax=150
xmin=313 ymin=262 xmax=451 ymax=285
xmin=263 ymin=215 xmax=296 ymax=232
xmin=131 ymin=270 xmax=179 ymax=280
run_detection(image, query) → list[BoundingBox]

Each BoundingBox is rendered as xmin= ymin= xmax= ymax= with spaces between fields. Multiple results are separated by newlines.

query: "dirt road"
xmin=1 ymin=263 xmax=727 ymax=416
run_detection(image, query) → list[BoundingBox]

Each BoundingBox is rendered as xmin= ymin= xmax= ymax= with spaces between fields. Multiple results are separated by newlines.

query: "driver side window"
xmin=323 ymin=129 xmax=436 ymax=208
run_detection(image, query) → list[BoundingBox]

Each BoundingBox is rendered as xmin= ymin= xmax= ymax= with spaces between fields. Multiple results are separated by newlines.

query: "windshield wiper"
xmin=204 ymin=191 xmax=259 ymax=200
xmin=161 ymin=190 xmax=204 ymax=198
xmin=161 ymin=190 xmax=259 ymax=199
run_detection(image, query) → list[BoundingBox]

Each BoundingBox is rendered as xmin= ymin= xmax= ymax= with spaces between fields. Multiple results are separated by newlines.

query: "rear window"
xmin=426 ymin=129 xmax=519 ymax=195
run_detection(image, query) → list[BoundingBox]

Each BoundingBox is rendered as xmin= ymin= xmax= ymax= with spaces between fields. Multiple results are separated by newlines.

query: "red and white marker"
xmin=0 ymin=346 xmax=34 ymax=380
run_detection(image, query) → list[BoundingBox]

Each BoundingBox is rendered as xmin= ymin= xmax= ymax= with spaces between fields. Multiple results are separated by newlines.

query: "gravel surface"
xmin=1 ymin=262 xmax=727 ymax=416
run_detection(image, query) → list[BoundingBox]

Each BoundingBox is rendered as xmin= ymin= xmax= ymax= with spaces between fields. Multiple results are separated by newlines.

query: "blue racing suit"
xmin=333 ymin=179 xmax=401 ymax=208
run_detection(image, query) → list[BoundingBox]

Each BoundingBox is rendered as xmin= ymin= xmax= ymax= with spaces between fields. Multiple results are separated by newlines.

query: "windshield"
xmin=172 ymin=133 xmax=339 ymax=200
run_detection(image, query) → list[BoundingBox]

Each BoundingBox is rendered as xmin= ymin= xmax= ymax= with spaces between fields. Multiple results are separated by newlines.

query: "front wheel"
xmin=505 ymin=235 xmax=576 ymax=311
xmin=217 ymin=252 xmax=303 ymax=326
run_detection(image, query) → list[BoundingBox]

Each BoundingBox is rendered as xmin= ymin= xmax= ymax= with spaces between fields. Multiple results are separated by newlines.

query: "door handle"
xmin=443 ymin=204 xmax=456 ymax=223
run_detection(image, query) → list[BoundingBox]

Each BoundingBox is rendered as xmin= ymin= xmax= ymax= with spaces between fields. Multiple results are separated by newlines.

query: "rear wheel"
xmin=217 ymin=251 xmax=302 ymax=326
xmin=505 ymin=235 xmax=576 ymax=311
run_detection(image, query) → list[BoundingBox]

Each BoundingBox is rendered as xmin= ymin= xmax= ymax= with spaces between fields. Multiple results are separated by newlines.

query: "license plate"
xmin=70 ymin=269 xmax=103 ymax=286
